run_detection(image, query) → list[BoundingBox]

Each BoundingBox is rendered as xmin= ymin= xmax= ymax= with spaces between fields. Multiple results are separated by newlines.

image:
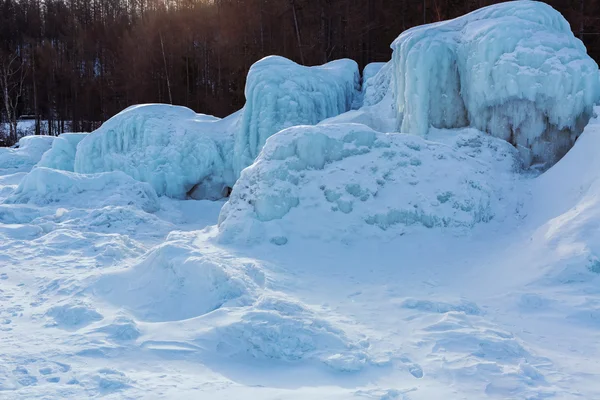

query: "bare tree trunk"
xmin=290 ymin=0 xmax=305 ymax=64
xmin=159 ymin=31 xmax=173 ymax=105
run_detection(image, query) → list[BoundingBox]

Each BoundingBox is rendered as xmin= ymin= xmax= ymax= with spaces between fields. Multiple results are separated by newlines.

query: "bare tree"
xmin=0 ymin=51 xmax=27 ymax=144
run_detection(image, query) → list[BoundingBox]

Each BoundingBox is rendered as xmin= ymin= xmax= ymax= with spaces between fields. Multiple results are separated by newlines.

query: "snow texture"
xmin=94 ymin=231 xmax=263 ymax=322
xmin=233 ymin=56 xmax=360 ymax=176
xmin=36 ymin=133 xmax=88 ymax=172
xmin=4 ymin=167 xmax=160 ymax=213
xmin=199 ymin=294 xmax=371 ymax=370
xmin=218 ymin=123 xmax=520 ymax=245
xmin=0 ymin=135 xmax=55 ymax=173
xmin=74 ymin=104 xmax=238 ymax=199
xmin=391 ymin=0 xmax=600 ymax=166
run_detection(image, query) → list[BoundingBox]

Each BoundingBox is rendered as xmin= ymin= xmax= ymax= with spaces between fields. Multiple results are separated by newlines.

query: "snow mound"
xmin=391 ymin=1 xmax=600 ymax=166
xmin=94 ymin=231 xmax=264 ymax=322
xmin=45 ymin=303 xmax=103 ymax=330
xmin=233 ymin=56 xmax=359 ymax=176
xmin=36 ymin=133 xmax=88 ymax=171
xmin=525 ymin=108 xmax=600 ymax=288
xmin=0 ymin=135 xmax=55 ymax=174
xmin=201 ymin=294 xmax=371 ymax=370
xmin=74 ymin=104 xmax=238 ymax=199
xmin=4 ymin=167 xmax=160 ymax=213
xmin=218 ymin=123 xmax=520 ymax=244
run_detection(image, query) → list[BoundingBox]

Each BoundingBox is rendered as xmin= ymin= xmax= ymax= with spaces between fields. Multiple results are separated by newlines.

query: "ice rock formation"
xmin=74 ymin=104 xmax=238 ymax=199
xmin=0 ymin=135 xmax=55 ymax=173
xmin=5 ymin=167 xmax=160 ymax=212
xmin=218 ymin=123 xmax=520 ymax=245
xmin=37 ymin=132 xmax=88 ymax=171
xmin=233 ymin=56 xmax=360 ymax=176
xmin=391 ymin=1 xmax=600 ymax=166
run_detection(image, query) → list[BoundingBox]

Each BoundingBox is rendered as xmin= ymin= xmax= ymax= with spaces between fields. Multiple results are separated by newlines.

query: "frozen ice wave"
xmin=233 ymin=56 xmax=360 ymax=176
xmin=391 ymin=0 xmax=600 ymax=165
xmin=0 ymin=135 xmax=55 ymax=174
xmin=36 ymin=133 xmax=88 ymax=172
xmin=74 ymin=104 xmax=237 ymax=199
xmin=219 ymin=123 xmax=520 ymax=244
xmin=4 ymin=167 xmax=160 ymax=213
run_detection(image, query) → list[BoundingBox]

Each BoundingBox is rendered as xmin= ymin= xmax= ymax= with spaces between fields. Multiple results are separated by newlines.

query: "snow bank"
xmin=37 ymin=133 xmax=88 ymax=171
xmin=94 ymin=231 xmax=264 ymax=322
xmin=4 ymin=167 xmax=160 ymax=213
xmin=0 ymin=135 xmax=55 ymax=174
xmin=74 ymin=104 xmax=238 ymax=199
xmin=391 ymin=1 xmax=600 ymax=166
xmin=233 ymin=56 xmax=360 ymax=176
xmin=218 ymin=123 xmax=520 ymax=244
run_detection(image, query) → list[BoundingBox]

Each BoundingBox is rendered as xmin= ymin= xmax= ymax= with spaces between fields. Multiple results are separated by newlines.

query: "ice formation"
xmin=320 ymin=61 xmax=395 ymax=133
xmin=391 ymin=1 xmax=600 ymax=165
xmin=0 ymin=135 xmax=55 ymax=173
xmin=5 ymin=167 xmax=160 ymax=213
xmin=218 ymin=123 xmax=520 ymax=245
xmin=233 ymin=56 xmax=360 ymax=176
xmin=74 ymin=104 xmax=238 ymax=199
xmin=36 ymin=133 xmax=88 ymax=171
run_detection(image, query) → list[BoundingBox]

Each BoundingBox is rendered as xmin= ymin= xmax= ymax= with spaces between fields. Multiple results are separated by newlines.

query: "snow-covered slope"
xmin=36 ymin=133 xmax=88 ymax=172
xmin=74 ymin=104 xmax=238 ymax=199
xmin=233 ymin=56 xmax=360 ymax=176
xmin=391 ymin=0 xmax=600 ymax=166
xmin=219 ymin=123 xmax=521 ymax=245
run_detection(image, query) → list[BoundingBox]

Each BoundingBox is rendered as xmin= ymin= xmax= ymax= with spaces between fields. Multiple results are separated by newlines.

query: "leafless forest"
xmin=1 ymin=0 xmax=598 ymax=144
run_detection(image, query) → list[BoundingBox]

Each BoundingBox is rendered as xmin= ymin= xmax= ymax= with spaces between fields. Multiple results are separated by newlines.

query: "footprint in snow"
xmin=399 ymin=355 xmax=424 ymax=378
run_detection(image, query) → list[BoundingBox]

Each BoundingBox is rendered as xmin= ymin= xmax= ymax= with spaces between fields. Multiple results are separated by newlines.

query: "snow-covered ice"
xmin=4 ymin=167 xmax=160 ymax=213
xmin=74 ymin=104 xmax=238 ymax=199
xmin=391 ymin=0 xmax=600 ymax=166
xmin=234 ymin=56 xmax=360 ymax=176
xmin=36 ymin=133 xmax=88 ymax=172
xmin=219 ymin=123 xmax=521 ymax=245
xmin=0 ymin=135 xmax=55 ymax=174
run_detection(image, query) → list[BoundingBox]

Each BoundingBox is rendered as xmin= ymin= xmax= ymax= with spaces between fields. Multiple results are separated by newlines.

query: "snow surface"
xmin=74 ymin=104 xmax=238 ymax=199
xmin=234 ymin=56 xmax=360 ymax=176
xmin=391 ymin=0 xmax=600 ymax=166
xmin=36 ymin=133 xmax=88 ymax=172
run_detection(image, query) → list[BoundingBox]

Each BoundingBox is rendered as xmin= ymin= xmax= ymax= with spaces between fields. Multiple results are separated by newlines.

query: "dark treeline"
xmin=1 ymin=0 xmax=599 ymax=144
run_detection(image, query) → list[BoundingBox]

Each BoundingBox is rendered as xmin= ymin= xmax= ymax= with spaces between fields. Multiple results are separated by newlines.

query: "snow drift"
xmin=0 ymin=135 xmax=55 ymax=173
xmin=218 ymin=123 xmax=520 ymax=245
xmin=94 ymin=231 xmax=264 ymax=322
xmin=37 ymin=133 xmax=89 ymax=171
xmin=199 ymin=294 xmax=371 ymax=371
xmin=391 ymin=1 xmax=600 ymax=166
xmin=74 ymin=104 xmax=238 ymax=199
xmin=5 ymin=167 xmax=160 ymax=213
xmin=233 ymin=56 xmax=360 ymax=176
